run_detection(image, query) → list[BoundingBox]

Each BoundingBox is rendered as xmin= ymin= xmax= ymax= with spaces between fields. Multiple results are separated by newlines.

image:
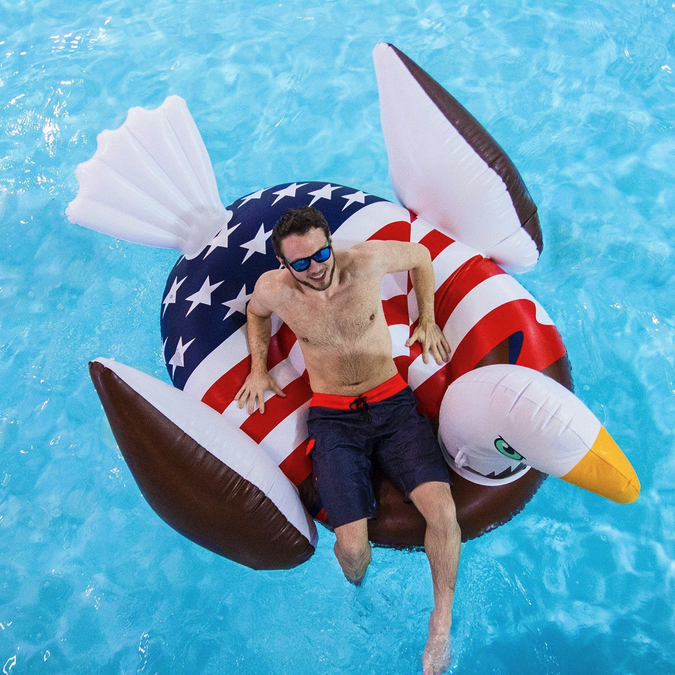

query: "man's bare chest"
xmin=278 ymin=286 xmax=382 ymax=348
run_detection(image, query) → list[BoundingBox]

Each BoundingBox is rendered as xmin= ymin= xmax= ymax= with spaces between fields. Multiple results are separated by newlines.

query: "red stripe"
xmin=202 ymin=323 xmax=297 ymax=414
xmin=419 ymin=229 xmax=455 ymax=261
xmin=412 ymin=299 xmax=567 ymax=421
xmin=267 ymin=322 xmax=298 ymax=367
xmin=412 ymin=364 xmax=453 ymax=421
xmin=513 ymin=310 xmax=567 ymax=372
xmin=368 ymin=220 xmax=411 ymax=243
xmin=435 ymin=256 xmax=505 ymax=329
xmin=240 ymin=375 xmax=312 ymax=443
xmin=202 ymin=356 xmax=251 ymax=413
xmin=394 ymin=353 xmax=414 ymax=383
xmin=448 ymin=300 xmax=566 ymax=381
xmin=382 ymin=294 xmax=409 ymax=326
xmin=279 ymin=439 xmax=314 ymax=486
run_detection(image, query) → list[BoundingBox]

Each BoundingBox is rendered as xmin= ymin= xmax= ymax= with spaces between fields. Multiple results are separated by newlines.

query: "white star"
xmin=341 ymin=190 xmax=368 ymax=211
xmin=168 ymin=336 xmax=195 ymax=377
xmin=162 ymin=276 xmax=187 ymax=317
xmin=240 ymin=223 xmax=272 ymax=263
xmin=203 ymin=220 xmax=240 ymax=259
xmin=307 ymin=184 xmax=339 ymax=206
xmin=184 ymin=275 xmax=224 ymax=316
xmin=271 ymin=182 xmax=308 ymax=205
xmin=238 ymin=189 xmax=265 ymax=207
xmin=223 ymin=284 xmax=252 ymax=320
xmin=162 ymin=337 xmax=168 ymax=356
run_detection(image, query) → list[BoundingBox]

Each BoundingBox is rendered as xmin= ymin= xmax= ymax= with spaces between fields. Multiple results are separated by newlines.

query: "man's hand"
xmin=406 ymin=320 xmax=451 ymax=365
xmin=235 ymin=371 xmax=286 ymax=414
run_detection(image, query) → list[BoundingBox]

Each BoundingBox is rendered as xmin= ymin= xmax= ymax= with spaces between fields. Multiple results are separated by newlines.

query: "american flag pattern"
xmin=161 ymin=181 xmax=567 ymax=504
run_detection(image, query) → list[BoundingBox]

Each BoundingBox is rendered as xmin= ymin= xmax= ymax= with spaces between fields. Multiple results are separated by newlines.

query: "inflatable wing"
xmin=373 ymin=43 xmax=542 ymax=274
xmin=89 ymin=358 xmax=317 ymax=569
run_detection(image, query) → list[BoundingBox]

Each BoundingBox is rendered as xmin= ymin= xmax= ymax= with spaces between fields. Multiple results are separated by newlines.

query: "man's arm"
xmin=358 ymin=240 xmax=450 ymax=365
xmin=405 ymin=243 xmax=450 ymax=365
xmin=234 ymin=276 xmax=286 ymax=414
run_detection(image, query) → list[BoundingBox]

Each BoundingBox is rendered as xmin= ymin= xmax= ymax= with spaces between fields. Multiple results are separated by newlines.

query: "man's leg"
xmin=408 ymin=481 xmax=461 ymax=675
xmin=333 ymin=518 xmax=372 ymax=585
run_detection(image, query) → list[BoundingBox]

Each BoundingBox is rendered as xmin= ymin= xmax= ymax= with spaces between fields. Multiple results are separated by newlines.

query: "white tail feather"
xmin=66 ymin=95 xmax=230 ymax=259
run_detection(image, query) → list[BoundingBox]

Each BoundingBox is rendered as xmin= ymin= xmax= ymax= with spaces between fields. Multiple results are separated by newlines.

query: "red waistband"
xmin=310 ymin=373 xmax=408 ymax=409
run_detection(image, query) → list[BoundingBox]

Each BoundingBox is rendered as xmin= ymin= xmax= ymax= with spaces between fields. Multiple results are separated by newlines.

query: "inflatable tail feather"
xmin=89 ymin=358 xmax=317 ymax=570
xmin=67 ymin=96 xmax=230 ymax=259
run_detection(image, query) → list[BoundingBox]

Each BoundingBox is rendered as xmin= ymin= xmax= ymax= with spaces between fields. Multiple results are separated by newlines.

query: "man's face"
xmin=278 ymin=227 xmax=335 ymax=292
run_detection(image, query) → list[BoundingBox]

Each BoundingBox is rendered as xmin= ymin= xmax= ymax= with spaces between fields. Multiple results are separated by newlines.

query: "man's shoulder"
xmin=255 ymin=269 xmax=296 ymax=304
xmin=250 ymin=269 xmax=291 ymax=315
xmin=347 ymin=239 xmax=424 ymax=278
xmin=255 ymin=268 xmax=288 ymax=293
xmin=345 ymin=240 xmax=392 ymax=274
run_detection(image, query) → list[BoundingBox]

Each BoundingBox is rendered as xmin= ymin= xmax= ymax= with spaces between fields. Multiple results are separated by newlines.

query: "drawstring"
xmin=349 ymin=395 xmax=371 ymax=422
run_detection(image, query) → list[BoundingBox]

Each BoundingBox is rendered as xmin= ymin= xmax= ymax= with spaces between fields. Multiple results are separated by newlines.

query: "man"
xmin=235 ymin=206 xmax=461 ymax=675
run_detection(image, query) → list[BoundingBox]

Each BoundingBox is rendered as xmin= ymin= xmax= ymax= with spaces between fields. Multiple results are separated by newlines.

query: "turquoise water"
xmin=2 ymin=0 xmax=674 ymax=672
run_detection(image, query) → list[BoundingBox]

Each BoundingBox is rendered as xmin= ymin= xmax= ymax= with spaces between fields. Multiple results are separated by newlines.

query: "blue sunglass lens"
xmin=314 ymin=246 xmax=331 ymax=263
xmin=290 ymin=245 xmax=331 ymax=272
xmin=292 ymin=259 xmax=311 ymax=272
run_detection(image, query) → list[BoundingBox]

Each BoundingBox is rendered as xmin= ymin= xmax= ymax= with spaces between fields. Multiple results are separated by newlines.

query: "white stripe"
xmin=183 ymin=326 xmax=248 ymax=399
xmin=184 ymin=315 xmax=284 ymax=399
xmin=381 ymin=272 xmax=408 ymax=300
xmin=407 ymin=286 xmax=419 ymax=323
xmin=258 ymin=403 xmax=312 ymax=465
xmin=220 ymin=397 xmax=249 ymax=428
xmin=332 ymin=201 xmax=411 ymax=249
xmin=432 ymin=240 xmax=482 ymax=292
xmin=220 ymin=352 xmax=305 ymax=428
xmin=390 ymin=323 xmax=411 ymax=359
xmin=408 ymin=353 xmax=445 ymax=390
xmin=287 ymin=337 xmax=306 ymax=377
xmin=443 ymin=274 xmax=554 ymax=353
xmin=410 ymin=217 xmax=430 ymax=243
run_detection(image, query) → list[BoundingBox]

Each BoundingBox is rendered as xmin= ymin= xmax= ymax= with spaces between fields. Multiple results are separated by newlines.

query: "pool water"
xmin=2 ymin=0 xmax=674 ymax=672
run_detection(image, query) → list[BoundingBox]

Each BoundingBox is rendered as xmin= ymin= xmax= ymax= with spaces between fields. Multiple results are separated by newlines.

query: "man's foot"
xmin=422 ymin=631 xmax=451 ymax=675
xmin=422 ymin=611 xmax=452 ymax=675
xmin=338 ymin=554 xmax=369 ymax=585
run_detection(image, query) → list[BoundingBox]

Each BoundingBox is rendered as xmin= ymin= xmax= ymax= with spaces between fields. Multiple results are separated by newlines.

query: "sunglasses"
xmin=285 ymin=243 xmax=332 ymax=272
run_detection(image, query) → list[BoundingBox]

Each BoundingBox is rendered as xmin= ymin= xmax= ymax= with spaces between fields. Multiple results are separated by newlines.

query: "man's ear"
xmin=276 ymin=256 xmax=287 ymax=270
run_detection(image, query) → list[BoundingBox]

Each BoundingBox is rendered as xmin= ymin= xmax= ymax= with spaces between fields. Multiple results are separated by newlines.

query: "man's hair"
xmin=271 ymin=206 xmax=331 ymax=259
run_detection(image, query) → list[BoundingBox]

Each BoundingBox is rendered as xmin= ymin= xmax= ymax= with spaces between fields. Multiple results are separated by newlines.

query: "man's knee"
xmin=335 ymin=538 xmax=371 ymax=569
xmin=334 ymin=520 xmax=371 ymax=582
xmin=410 ymin=482 xmax=459 ymax=531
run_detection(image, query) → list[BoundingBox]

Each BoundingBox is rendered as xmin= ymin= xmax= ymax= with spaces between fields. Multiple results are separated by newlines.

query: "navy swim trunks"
xmin=306 ymin=373 xmax=451 ymax=529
